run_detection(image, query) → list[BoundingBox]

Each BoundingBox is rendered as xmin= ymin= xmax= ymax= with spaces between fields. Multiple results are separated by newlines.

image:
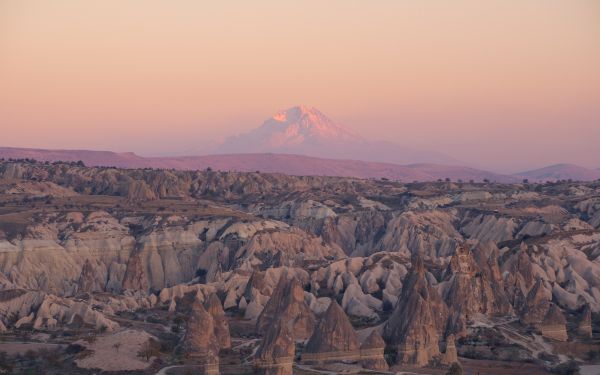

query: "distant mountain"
xmin=517 ymin=164 xmax=600 ymax=182
xmin=0 ymin=147 xmax=518 ymax=182
xmin=0 ymin=147 xmax=149 ymax=168
xmin=215 ymin=106 xmax=459 ymax=165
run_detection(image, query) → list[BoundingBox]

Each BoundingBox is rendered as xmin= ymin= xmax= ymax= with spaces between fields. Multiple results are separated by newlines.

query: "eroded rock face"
xmin=5 ymin=160 xmax=600 ymax=371
xmin=578 ymin=304 xmax=593 ymax=338
xmin=204 ymin=293 xmax=231 ymax=350
xmin=0 ymin=289 xmax=118 ymax=332
xmin=440 ymin=334 xmax=458 ymax=365
xmin=441 ymin=244 xmax=512 ymax=336
xmin=254 ymin=319 xmax=295 ymax=375
xmin=77 ymin=259 xmax=102 ymax=293
xmin=360 ymin=330 xmax=388 ymax=371
xmin=383 ymin=255 xmax=448 ymax=366
xmin=303 ymin=300 xmax=360 ymax=363
xmin=122 ymin=250 xmax=149 ymax=292
xmin=520 ymin=279 xmax=551 ymax=325
xmin=256 ymin=274 xmax=315 ymax=340
xmin=181 ymin=296 xmax=220 ymax=369
xmin=539 ymin=304 xmax=568 ymax=341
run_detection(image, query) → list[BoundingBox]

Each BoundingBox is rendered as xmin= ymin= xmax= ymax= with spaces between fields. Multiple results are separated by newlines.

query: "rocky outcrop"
xmin=440 ymin=334 xmax=458 ymax=365
xmin=0 ymin=289 xmax=118 ymax=331
xmin=33 ymin=294 xmax=119 ymax=331
xmin=578 ymin=304 xmax=593 ymax=338
xmin=204 ymin=294 xmax=231 ymax=350
xmin=376 ymin=211 xmax=461 ymax=257
xmin=235 ymin=227 xmax=344 ymax=270
xmin=359 ymin=330 xmax=388 ymax=371
xmin=254 ymin=319 xmax=295 ymax=375
xmin=462 ymin=214 xmax=517 ymax=243
xmin=122 ymin=250 xmax=149 ymax=292
xmin=303 ymin=300 xmax=360 ymax=364
xmin=520 ymin=279 xmax=551 ymax=325
xmin=181 ymin=296 xmax=220 ymax=373
xmin=539 ymin=304 xmax=568 ymax=341
xmin=383 ymin=255 xmax=448 ymax=366
xmin=441 ymin=244 xmax=512 ymax=336
xmin=256 ymin=274 xmax=315 ymax=340
xmin=77 ymin=259 xmax=102 ymax=293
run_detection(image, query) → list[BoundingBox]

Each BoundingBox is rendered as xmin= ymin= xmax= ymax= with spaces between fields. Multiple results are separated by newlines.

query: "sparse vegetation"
xmin=137 ymin=338 xmax=161 ymax=362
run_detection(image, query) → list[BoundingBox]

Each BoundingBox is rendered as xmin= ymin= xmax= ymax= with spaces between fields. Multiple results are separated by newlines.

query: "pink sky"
xmin=1 ymin=1 xmax=599 ymax=172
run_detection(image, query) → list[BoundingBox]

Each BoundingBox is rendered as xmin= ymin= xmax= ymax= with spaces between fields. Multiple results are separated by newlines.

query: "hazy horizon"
xmin=1 ymin=1 xmax=599 ymax=173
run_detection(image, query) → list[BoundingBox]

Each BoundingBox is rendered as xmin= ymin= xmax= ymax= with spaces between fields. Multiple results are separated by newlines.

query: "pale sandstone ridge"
xmin=256 ymin=274 xmax=315 ymax=340
xmin=359 ymin=330 xmax=388 ymax=371
xmin=303 ymin=300 xmax=360 ymax=364
xmin=383 ymin=255 xmax=448 ymax=366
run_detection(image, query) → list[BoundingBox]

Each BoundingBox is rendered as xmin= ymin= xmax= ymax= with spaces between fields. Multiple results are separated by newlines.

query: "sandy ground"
xmin=75 ymin=329 xmax=158 ymax=371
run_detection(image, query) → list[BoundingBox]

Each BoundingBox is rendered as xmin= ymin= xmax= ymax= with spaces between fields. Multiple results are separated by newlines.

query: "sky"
xmin=1 ymin=0 xmax=599 ymax=172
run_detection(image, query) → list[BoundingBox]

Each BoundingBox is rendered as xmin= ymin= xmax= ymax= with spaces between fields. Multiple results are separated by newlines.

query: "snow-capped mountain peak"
xmin=214 ymin=106 xmax=458 ymax=165
xmin=260 ymin=105 xmax=364 ymax=144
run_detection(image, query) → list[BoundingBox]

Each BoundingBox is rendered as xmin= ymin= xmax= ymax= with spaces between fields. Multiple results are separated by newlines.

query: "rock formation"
xmin=442 ymin=244 xmax=511 ymax=336
xmin=359 ymin=330 xmax=388 ymax=371
xmin=302 ymin=300 xmax=360 ymax=364
xmin=256 ymin=274 xmax=315 ymax=340
xmin=77 ymin=259 xmax=102 ymax=293
xmin=578 ymin=304 xmax=593 ymax=338
xmin=383 ymin=255 xmax=448 ymax=366
xmin=181 ymin=297 xmax=220 ymax=374
xmin=520 ymin=279 xmax=551 ymax=325
xmin=539 ymin=304 xmax=568 ymax=341
xmin=204 ymin=293 xmax=231 ymax=350
xmin=440 ymin=334 xmax=458 ymax=365
xmin=254 ymin=320 xmax=295 ymax=375
xmin=121 ymin=250 xmax=149 ymax=292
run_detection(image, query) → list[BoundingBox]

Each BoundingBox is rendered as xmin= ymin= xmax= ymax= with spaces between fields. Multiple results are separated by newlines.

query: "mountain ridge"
xmin=517 ymin=163 xmax=600 ymax=182
xmin=0 ymin=146 xmax=519 ymax=182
